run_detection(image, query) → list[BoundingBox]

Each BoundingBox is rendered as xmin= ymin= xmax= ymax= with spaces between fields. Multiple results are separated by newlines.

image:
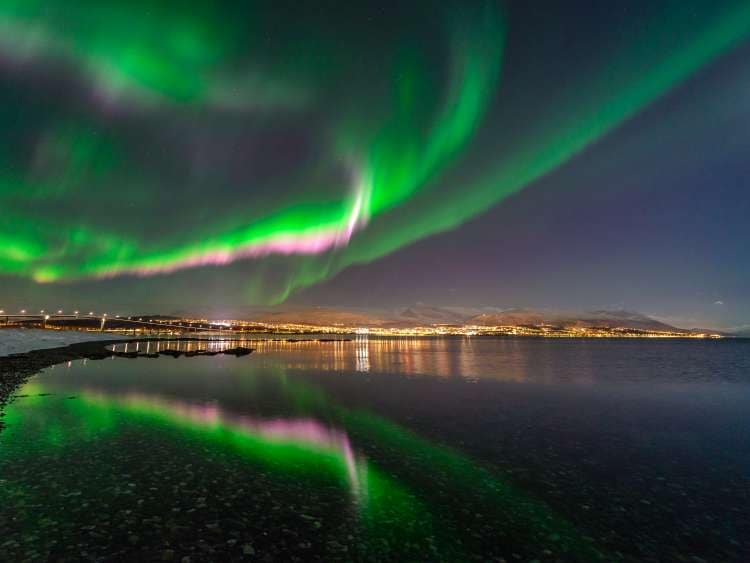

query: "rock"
xmin=222 ymin=347 xmax=254 ymax=357
xmin=159 ymin=349 xmax=184 ymax=358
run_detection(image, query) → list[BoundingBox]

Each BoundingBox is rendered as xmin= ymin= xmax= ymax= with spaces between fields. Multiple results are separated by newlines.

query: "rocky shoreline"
xmin=0 ymin=338 xmax=254 ymax=433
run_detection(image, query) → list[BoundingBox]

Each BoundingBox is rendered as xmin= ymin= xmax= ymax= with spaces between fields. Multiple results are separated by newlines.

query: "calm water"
xmin=1 ymin=337 xmax=749 ymax=561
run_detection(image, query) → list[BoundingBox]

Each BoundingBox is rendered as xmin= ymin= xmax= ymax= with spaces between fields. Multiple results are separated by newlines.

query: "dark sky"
xmin=1 ymin=0 xmax=749 ymax=329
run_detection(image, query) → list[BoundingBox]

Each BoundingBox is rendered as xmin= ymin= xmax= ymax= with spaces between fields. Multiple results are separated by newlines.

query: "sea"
xmin=1 ymin=336 xmax=749 ymax=561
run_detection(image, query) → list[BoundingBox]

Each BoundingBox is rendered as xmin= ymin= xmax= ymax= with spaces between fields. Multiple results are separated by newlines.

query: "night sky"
xmin=1 ymin=0 xmax=749 ymax=329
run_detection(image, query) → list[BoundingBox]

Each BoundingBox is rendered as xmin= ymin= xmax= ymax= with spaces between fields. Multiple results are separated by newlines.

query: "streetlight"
xmin=57 ymin=310 xmax=63 ymax=314
xmin=20 ymin=309 xmax=26 ymax=314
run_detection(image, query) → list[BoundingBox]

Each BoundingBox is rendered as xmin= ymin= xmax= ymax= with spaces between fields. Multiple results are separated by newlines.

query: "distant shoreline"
xmin=0 ymin=323 xmax=727 ymax=339
xmin=1 ymin=307 xmax=732 ymax=339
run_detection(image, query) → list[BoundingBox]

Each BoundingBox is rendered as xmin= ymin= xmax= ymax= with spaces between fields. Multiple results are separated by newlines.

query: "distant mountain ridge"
xmin=234 ymin=304 xmax=704 ymax=333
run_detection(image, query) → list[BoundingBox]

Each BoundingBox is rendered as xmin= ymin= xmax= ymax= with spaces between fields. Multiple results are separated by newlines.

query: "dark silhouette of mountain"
xmin=468 ymin=309 xmax=547 ymax=327
xmin=398 ymin=305 xmax=473 ymax=325
xmin=561 ymin=310 xmax=683 ymax=332
xmin=466 ymin=308 xmax=687 ymax=332
xmin=251 ymin=307 xmax=386 ymax=326
xmin=218 ymin=305 xmax=699 ymax=333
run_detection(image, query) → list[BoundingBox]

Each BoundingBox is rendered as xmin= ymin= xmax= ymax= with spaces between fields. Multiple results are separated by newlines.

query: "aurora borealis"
xmin=2 ymin=0 xmax=750 ymax=319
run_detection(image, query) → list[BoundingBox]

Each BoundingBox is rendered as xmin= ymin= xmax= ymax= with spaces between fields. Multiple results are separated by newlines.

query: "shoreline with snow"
xmin=0 ymin=328 xmax=137 ymax=358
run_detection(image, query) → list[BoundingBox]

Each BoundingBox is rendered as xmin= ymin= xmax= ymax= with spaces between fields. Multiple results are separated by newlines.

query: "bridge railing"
xmin=0 ymin=314 xmax=235 ymax=334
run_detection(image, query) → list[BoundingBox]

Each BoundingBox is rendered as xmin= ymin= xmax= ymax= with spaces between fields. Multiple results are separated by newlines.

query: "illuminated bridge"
xmin=0 ymin=311 xmax=232 ymax=334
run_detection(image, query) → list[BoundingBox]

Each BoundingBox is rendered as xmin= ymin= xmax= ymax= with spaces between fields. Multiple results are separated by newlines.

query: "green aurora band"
xmin=1 ymin=1 xmax=749 ymax=303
